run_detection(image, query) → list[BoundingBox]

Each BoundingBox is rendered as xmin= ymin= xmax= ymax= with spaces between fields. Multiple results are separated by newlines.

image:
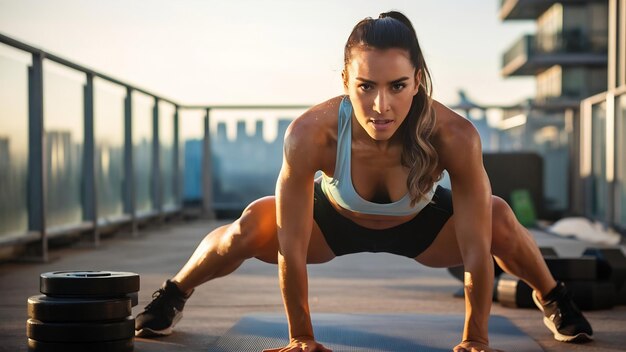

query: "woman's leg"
xmin=414 ymin=195 xmax=592 ymax=342
xmin=414 ymin=195 xmax=555 ymax=296
xmin=135 ymin=196 xmax=335 ymax=337
xmin=172 ymin=195 xmax=335 ymax=293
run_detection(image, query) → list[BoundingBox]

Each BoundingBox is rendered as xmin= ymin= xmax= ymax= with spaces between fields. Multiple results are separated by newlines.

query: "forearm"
xmin=278 ymin=253 xmax=314 ymax=339
xmin=461 ymin=253 xmax=494 ymax=344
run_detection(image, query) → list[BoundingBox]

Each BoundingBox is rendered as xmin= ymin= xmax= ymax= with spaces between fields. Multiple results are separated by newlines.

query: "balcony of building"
xmin=502 ymin=30 xmax=608 ymax=77
xmin=499 ymin=0 xmax=602 ymax=20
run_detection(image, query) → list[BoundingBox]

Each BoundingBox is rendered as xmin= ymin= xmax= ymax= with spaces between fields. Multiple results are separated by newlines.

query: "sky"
xmin=0 ymin=0 xmax=537 ymax=107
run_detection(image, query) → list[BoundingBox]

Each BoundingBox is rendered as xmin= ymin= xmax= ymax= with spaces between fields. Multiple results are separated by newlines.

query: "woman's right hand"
xmin=453 ymin=340 xmax=504 ymax=352
xmin=262 ymin=337 xmax=332 ymax=352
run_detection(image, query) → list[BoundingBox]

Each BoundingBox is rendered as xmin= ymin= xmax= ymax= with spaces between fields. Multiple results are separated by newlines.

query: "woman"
xmin=135 ymin=11 xmax=592 ymax=352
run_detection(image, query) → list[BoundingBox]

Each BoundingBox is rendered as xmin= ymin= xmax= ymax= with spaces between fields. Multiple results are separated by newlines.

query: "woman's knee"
xmin=491 ymin=196 xmax=520 ymax=256
xmin=219 ymin=197 xmax=278 ymax=258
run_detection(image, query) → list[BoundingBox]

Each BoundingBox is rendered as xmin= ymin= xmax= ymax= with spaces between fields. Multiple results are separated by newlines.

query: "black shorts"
xmin=313 ymin=182 xmax=454 ymax=258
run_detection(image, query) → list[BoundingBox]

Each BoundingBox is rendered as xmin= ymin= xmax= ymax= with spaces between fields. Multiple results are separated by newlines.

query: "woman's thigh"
xmin=414 ymin=194 xmax=507 ymax=268
xmin=250 ymin=196 xmax=336 ymax=264
xmin=413 ymin=215 xmax=463 ymax=268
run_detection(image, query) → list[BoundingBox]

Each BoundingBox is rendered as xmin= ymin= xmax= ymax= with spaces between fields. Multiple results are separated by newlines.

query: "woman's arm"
xmin=273 ymin=116 xmax=327 ymax=349
xmin=438 ymin=113 xmax=494 ymax=347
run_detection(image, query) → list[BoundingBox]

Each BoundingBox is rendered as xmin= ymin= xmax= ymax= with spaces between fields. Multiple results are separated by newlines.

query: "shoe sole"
xmin=532 ymin=290 xmax=593 ymax=343
xmin=135 ymin=312 xmax=182 ymax=337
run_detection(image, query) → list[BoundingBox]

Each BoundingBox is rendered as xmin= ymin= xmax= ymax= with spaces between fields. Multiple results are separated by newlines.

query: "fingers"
xmin=262 ymin=342 xmax=332 ymax=352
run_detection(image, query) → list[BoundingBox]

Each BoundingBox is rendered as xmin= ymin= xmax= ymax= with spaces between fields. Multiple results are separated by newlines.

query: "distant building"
xmin=185 ymin=118 xmax=294 ymax=211
xmin=499 ymin=0 xmax=609 ymax=218
xmin=579 ymin=0 xmax=626 ymax=232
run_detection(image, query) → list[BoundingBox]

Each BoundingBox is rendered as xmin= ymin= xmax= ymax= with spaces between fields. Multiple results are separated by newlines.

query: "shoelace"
xmin=552 ymin=289 xmax=581 ymax=322
xmin=144 ymin=288 xmax=167 ymax=311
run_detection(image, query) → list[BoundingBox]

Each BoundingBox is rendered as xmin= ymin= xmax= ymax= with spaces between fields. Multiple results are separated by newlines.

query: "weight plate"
xmin=27 ymin=316 xmax=135 ymax=342
xmin=28 ymin=295 xmax=131 ymax=323
xmin=582 ymin=248 xmax=626 ymax=288
xmin=40 ymin=271 xmax=139 ymax=296
xmin=27 ymin=338 xmax=133 ymax=352
xmin=565 ymin=280 xmax=616 ymax=311
xmin=544 ymin=256 xmax=597 ymax=281
xmin=126 ymin=292 xmax=138 ymax=307
xmin=539 ymin=247 xmax=557 ymax=256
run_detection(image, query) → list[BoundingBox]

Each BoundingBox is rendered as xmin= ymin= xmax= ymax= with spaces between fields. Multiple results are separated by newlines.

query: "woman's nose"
xmin=373 ymin=90 xmax=389 ymax=113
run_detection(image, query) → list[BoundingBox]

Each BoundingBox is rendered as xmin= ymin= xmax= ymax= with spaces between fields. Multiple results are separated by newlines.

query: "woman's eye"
xmin=358 ymin=84 xmax=372 ymax=91
xmin=392 ymin=83 xmax=406 ymax=91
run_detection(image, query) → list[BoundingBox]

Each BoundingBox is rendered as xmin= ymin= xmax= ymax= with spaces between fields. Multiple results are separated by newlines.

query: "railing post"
xmin=124 ymin=87 xmax=137 ymax=236
xmin=202 ymin=108 xmax=215 ymax=219
xmin=83 ymin=72 xmax=99 ymax=245
xmin=173 ymin=106 xmax=181 ymax=208
xmin=27 ymin=51 xmax=48 ymax=262
xmin=152 ymin=97 xmax=162 ymax=217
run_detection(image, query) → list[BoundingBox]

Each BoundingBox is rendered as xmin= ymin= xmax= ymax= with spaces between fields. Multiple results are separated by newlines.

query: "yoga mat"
xmin=208 ymin=313 xmax=543 ymax=351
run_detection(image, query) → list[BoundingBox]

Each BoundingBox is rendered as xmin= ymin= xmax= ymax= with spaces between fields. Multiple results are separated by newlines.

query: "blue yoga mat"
xmin=208 ymin=313 xmax=543 ymax=351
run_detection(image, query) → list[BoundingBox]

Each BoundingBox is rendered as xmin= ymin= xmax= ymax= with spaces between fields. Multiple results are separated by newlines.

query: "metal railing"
xmin=0 ymin=33 xmax=310 ymax=261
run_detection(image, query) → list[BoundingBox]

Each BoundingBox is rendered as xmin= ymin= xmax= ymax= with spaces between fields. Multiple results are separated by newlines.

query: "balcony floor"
xmin=0 ymin=219 xmax=625 ymax=351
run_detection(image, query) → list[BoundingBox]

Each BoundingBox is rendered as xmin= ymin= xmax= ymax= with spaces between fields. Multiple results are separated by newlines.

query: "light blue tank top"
xmin=320 ymin=96 xmax=437 ymax=216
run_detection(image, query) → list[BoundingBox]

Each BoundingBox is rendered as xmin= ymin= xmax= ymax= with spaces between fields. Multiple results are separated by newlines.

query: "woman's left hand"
xmin=453 ymin=340 xmax=504 ymax=352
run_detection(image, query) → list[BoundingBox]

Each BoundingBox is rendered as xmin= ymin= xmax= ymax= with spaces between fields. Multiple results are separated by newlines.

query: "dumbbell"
xmin=27 ymin=271 xmax=140 ymax=352
xmin=496 ymin=274 xmax=617 ymax=310
xmin=497 ymin=251 xmax=620 ymax=310
xmin=448 ymin=247 xmax=557 ymax=301
xmin=582 ymin=247 xmax=626 ymax=305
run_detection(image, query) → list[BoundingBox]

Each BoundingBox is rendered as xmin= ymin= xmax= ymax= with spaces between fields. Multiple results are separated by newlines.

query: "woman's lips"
xmin=369 ymin=119 xmax=394 ymax=130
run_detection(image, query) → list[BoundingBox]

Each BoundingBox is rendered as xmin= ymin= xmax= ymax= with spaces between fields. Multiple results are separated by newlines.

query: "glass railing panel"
xmin=94 ymin=77 xmax=125 ymax=221
xmin=131 ymin=91 xmax=154 ymax=215
xmin=159 ymin=101 xmax=176 ymax=210
xmin=0 ymin=44 xmax=30 ymax=237
xmin=209 ymin=110 xmax=302 ymax=210
xmin=43 ymin=60 xmax=85 ymax=228
xmin=617 ymin=94 xmax=626 ymax=227
xmin=591 ymin=101 xmax=607 ymax=220
xmin=179 ymin=109 xmax=204 ymax=204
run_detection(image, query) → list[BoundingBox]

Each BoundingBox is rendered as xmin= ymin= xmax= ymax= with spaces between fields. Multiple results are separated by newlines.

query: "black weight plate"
xmin=497 ymin=274 xmax=534 ymax=309
xmin=127 ymin=292 xmax=138 ymax=307
xmin=619 ymin=284 xmax=626 ymax=306
xmin=27 ymin=316 xmax=135 ymax=342
xmin=582 ymin=247 xmax=626 ymax=287
xmin=565 ymin=280 xmax=616 ymax=310
xmin=539 ymin=247 xmax=557 ymax=256
xmin=28 ymin=338 xmax=133 ymax=352
xmin=28 ymin=295 xmax=131 ymax=323
xmin=544 ymin=256 xmax=596 ymax=281
xmin=40 ymin=271 xmax=139 ymax=296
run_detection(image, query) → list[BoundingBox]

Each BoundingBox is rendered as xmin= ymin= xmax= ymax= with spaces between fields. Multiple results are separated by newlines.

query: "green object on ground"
xmin=510 ymin=189 xmax=536 ymax=227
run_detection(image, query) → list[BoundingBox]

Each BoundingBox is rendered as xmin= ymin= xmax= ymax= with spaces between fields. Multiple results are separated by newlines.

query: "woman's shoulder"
xmin=285 ymin=95 xmax=343 ymax=145
xmin=432 ymin=99 xmax=480 ymax=147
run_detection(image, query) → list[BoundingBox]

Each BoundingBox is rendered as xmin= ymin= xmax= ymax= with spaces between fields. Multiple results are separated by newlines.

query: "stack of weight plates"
xmin=27 ymin=271 xmax=140 ymax=352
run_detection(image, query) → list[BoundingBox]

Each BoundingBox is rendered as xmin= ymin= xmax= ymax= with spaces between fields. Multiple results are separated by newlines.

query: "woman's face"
xmin=344 ymin=47 xmax=420 ymax=142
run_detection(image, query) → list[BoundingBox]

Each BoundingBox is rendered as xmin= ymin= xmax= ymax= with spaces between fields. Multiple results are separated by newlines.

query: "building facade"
xmin=580 ymin=0 xmax=626 ymax=231
xmin=499 ymin=0 xmax=609 ymax=219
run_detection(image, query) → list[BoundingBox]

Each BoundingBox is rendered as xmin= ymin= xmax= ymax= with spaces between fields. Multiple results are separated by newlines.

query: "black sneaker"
xmin=135 ymin=280 xmax=193 ymax=337
xmin=532 ymin=281 xmax=593 ymax=343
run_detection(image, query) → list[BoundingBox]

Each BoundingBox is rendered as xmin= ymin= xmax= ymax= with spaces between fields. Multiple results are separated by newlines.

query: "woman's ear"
xmin=414 ymin=69 xmax=422 ymax=95
xmin=342 ymin=70 xmax=349 ymax=94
